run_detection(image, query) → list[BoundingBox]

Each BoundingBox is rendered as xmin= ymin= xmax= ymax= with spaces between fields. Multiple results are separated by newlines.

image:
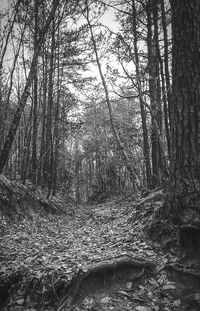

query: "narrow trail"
xmin=0 ymin=189 xmax=200 ymax=310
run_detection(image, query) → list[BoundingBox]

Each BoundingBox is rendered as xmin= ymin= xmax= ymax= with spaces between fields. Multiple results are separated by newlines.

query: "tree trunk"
xmin=160 ymin=0 xmax=172 ymax=143
xmin=39 ymin=44 xmax=48 ymax=186
xmin=146 ymin=0 xmax=161 ymax=188
xmin=85 ymin=0 xmax=139 ymax=189
xmin=0 ymin=0 xmax=60 ymax=174
xmin=32 ymin=0 xmax=39 ymax=184
xmin=44 ymin=19 xmax=55 ymax=197
xmin=131 ymin=0 xmax=152 ymax=189
xmin=164 ymin=0 xmax=200 ymax=221
xmin=52 ymin=13 xmax=61 ymax=196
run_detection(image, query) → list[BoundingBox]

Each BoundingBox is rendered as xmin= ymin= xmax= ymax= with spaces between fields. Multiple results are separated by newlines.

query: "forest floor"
xmin=0 ymin=176 xmax=200 ymax=311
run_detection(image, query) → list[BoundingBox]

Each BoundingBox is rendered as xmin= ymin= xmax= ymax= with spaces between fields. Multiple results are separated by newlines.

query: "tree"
xmin=0 ymin=0 xmax=60 ymax=174
xmin=164 ymin=0 xmax=200 ymax=222
xmin=32 ymin=0 xmax=39 ymax=184
xmin=131 ymin=0 xmax=152 ymax=189
xmin=146 ymin=0 xmax=162 ymax=188
xmin=160 ymin=0 xmax=172 ymax=159
xmin=85 ymin=0 xmax=140 ymax=190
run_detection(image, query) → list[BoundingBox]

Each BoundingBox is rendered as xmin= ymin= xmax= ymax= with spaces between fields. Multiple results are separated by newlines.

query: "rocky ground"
xmin=0 ymin=176 xmax=200 ymax=311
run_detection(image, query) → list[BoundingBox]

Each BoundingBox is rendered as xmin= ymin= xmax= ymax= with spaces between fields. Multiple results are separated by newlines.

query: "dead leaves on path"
xmin=0 ymin=200 xmax=158 ymax=282
xmin=0 ymin=197 xmax=186 ymax=310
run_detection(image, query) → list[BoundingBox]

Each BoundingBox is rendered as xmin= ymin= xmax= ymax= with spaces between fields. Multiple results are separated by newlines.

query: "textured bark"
xmin=160 ymin=0 xmax=172 ymax=141
xmin=153 ymin=0 xmax=170 ymax=184
xmin=165 ymin=0 xmax=200 ymax=219
xmin=159 ymin=54 xmax=171 ymax=160
xmin=171 ymin=0 xmax=200 ymax=184
xmin=146 ymin=0 xmax=161 ymax=188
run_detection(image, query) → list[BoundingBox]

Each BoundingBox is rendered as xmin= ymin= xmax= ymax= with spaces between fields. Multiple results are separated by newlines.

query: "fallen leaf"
xmin=101 ymin=297 xmax=111 ymax=304
xmin=173 ymin=299 xmax=181 ymax=307
xmin=126 ymin=281 xmax=133 ymax=289
xmin=163 ymin=284 xmax=176 ymax=290
xmin=135 ymin=306 xmax=150 ymax=311
xmin=16 ymin=297 xmax=24 ymax=305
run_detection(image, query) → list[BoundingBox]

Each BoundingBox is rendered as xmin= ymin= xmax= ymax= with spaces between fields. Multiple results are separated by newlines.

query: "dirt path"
xmin=0 ymin=196 xmax=200 ymax=310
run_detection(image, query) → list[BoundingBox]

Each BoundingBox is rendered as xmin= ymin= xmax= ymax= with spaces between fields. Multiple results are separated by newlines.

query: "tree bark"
xmin=160 ymin=0 xmax=172 ymax=142
xmin=146 ymin=0 xmax=161 ymax=188
xmin=165 ymin=0 xmax=200 ymax=220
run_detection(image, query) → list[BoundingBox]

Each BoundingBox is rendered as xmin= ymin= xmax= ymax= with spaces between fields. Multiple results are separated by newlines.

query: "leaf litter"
xmin=0 ymin=192 xmax=200 ymax=310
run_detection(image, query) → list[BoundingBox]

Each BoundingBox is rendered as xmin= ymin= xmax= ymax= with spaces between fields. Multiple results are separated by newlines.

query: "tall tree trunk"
xmin=159 ymin=49 xmax=171 ymax=161
xmin=131 ymin=0 xmax=152 ymax=189
xmin=0 ymin=0 xmax=60 ymax=174
xmin=32 ymin=0 xmax=39 ymax=184
xmin=39 ymin=45 xmax=48 ymax=186
xmin=160 ymin=0 xmax=172 ymax=143
xmin=152 ymin=0 xmax=170 ymax=185
xmin=52 ymin=13 xmax=61 ymax=196
xmin=146 ymin=0 xmax=161 ymax=188
xmin=45 ymin=19 xmax=55 ymax=198
xmin=164 ymin=0 xmax=200 ymax=221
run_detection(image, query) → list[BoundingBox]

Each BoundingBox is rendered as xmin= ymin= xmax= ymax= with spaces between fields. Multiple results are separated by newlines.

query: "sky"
xmin=99 ymin=6 xmax=118 ymax=31
xmin=0 ymin=0 xmax=7 ymax=10
xmin=0 ymin=0 xmax=118 ymax=28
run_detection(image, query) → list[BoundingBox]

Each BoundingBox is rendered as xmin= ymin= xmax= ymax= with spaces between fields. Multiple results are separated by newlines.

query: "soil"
xmin=0 ymin=176 xmax=200 ymax=311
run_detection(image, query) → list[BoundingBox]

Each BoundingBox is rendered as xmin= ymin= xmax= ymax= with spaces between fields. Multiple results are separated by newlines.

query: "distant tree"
xmin=85 ymin=0 xmax=140 ymax=190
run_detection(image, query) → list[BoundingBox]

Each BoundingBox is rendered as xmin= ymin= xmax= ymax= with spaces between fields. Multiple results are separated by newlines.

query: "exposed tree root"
xmin=56 ymin=256 xmax=155 ymax=311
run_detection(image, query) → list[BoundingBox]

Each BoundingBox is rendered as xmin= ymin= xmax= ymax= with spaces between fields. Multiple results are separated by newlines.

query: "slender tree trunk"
xmin=39 ymin=45 xmax=48 ymax=186
xmin=160 ymin=0 xmax=172 ymax=152
xmin=85 ymin=0 xmax=139 ymax=189
xmin=159 ymin=50 xmax=171 ymax=160
xmin=0 ymin=0 xmax=60 ymax=174
xmin=146 ymin=0 xmax=161 ymax=188
xmin=32 ymin=0 xmax=39 ymax=184
xmin=152 ymin=0 xmax=170 ymax=185
xmin=45 ymin=19 xmax=56 ymax=198
xmin=152 ymin=0 xmax=162 ymax=134
xmin=52 ymin=14 xmax=61 ymax=196
xmin=131 ymin=0 xmax=152 ymax=189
